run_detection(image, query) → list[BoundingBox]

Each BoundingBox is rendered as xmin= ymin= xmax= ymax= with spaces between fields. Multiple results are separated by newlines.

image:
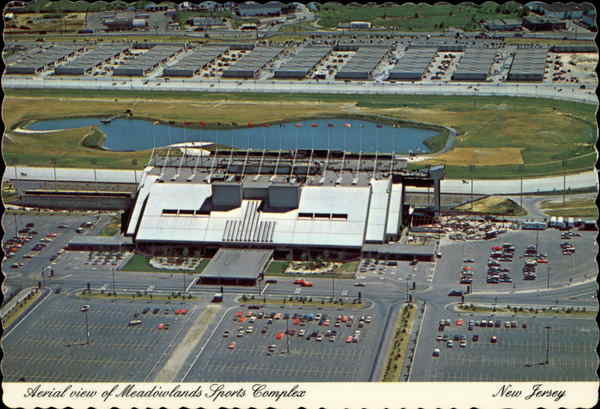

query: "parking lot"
xmin=1 ymin=294 xmax=202 ymax=382
xmin=412 ymin=312 xmax=597 ymax=382
xmin=183 ymin=305 xmax=384 ymax=381
xmin=358 ymin=258 xmax=436 ymax=289
xmin=2 ymin=213 xmax=106 ymax=283
xmin=444 ymin=229 xmax=597 ymax=293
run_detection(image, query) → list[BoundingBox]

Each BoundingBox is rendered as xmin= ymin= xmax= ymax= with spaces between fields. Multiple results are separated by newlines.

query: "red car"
xmin=537 ymin=259 xmax=549 ymax=264
xmin=175 ymin=309 xmax=188 ymax=315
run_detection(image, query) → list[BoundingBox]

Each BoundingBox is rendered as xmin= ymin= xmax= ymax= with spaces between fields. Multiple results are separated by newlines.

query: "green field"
xmin=539 ymin=198 xmax=598 ymax=218
xmin=121 ymin=254 xmax=209 ymax=274
xmin=316 ymin=2 xmax=523 ymax=30
xmin=265 ymin=260 xmax=289 ymax=275
xmin=3 ymin=89 xmax=596 ymax=179
xmin=456 ymin=196 xmax=527 ymax=216
xmin=382 ymin=304 xmax=416 ymax=381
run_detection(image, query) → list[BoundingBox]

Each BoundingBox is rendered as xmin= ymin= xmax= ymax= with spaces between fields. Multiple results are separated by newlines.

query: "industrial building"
xmin=189 ymin=17 xmax=226 ymax=28
xmin=484 ymin=18 xmax=522 ymax=31
xmin=222 ymin=47 xmax=284 ymax=79
xmin=334 ymin=46 xmax=390 ymax=80
xmin=112 ymin=45 xmax=183 ymax=76
xmin=162 ymin=46 xmax=229 ymax=77
xmin=541 ymin=2 xmax=595 ymax=20
xmin=388 ymin=48 xmax=436 ymax=81
xmin=5 ymin=44 xmax=85 ymax=75
xmin=124 ymin=147 xmax=444 ymax=263
xmin=54 ymin=44 xmax=129 ymax=76
xmin=236 ymin=1 xmax=294 ymax=17
xmin=274 ymin=46 xmax=331 ymax=79
xmin=507 ymin=48 xmax=548 ymax=82
xmin=452 ymin=48 xmax=497 ymax=81
xmin=522 ymin=16 xmax=567 ymax=31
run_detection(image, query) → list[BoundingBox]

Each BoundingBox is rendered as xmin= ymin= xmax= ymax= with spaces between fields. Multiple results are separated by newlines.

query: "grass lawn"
xmin=79 ymin=292 xmax=199 ymax=301
xmin=316 ymin=2 xmax=522 ymax=30
xmin=98 ymin=215 xmax=121 ymax=236
xmin=121 ymin=254 xmax=209 ymax=274
xmin=265 ymin=260 xmax=289 ymax=275
xmin=3 ymin=90 xmax=596 ymax=179
xmin=457 ymin=303 xmax=595 ymax=317
xmin=539 ymin=198 xmax=598 ymax=218
xmin=456 ymin=196 xmax=527 ymax=216
xmin=239 ymin=296 xmax=365 ymax=309
xmin=382 ymin=304 xmax=416 ymax=381
xmin=2 ymin=290 xmax=43 ymax=329
xmin=333 ymin=261 xmax=359 ymax=274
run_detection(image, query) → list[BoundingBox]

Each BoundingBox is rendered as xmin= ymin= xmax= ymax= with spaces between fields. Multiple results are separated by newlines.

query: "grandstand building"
xmin=124 ymin=147 xmax=445 ymax=261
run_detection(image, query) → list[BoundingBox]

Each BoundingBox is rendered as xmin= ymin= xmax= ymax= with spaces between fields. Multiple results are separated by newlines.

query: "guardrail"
xmin=0 ymin=287 xmax=41 ymax=322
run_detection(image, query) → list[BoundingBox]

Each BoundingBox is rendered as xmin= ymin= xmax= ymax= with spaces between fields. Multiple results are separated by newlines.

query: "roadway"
xmin=3 ymin=75 xmax=597 ymax=104
xmin=4 ymin=166 xmax=598 ymax=194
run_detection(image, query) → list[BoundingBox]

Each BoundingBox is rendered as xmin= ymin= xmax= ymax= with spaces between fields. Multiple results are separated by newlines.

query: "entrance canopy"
xmin=199 ymin=248 xmax=273 ymax=285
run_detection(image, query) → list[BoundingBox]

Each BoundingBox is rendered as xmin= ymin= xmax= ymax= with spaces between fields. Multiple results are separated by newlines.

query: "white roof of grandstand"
xmin=386 ymin=183 xmax=403 ymax=236
xmin=126 ymin=172 xmax=159 ymax=236
xmin=134 ymin=183 xmax=371 ymax=248
xmin=365 ymin=178 xmax=390 ymax=242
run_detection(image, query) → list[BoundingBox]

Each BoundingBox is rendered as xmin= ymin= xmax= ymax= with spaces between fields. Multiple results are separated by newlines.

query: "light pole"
xmin=331 ymin=275 xmax=335 ymax=299
xmin=112 ymin=265 xmax=116 ymax=296
xmin=286 ymin=316 xmax=290 ymax=354
xmin=544 ymin=326 xmax=551 ymax=365
xmin=80 ymin=305 xmax=90 ymax=345
xmin=546 ymin=265 xmax=551 ymax=289
xmin=183 ymin=271 xmax=187 ymax=297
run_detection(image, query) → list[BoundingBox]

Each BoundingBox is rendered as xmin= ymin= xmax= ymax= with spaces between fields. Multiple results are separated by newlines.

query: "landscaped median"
xmin=264 ymin=260 xmax=359 ymax=279
xmin=120 ymin=254 xmax=209 ymax=275
xmin=455 ymin=303 xmax=596 ymax=317
xmin=1 ymin=287 xmax=46 ymax=330
xmin=237 ymin=294 xmax=367 ymax=310
xmin=382 ymin=303 xmax=417 ymax=381
xmin=76 ymin=288 xmax=199 ymax=302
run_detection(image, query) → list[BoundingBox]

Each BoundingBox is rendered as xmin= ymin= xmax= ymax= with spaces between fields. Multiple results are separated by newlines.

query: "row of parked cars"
xmin=226 ymin=309 xmax=374 ymax=350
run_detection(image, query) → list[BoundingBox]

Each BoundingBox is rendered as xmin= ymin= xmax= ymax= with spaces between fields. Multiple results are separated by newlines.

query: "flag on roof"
xmin=343 ymin=123 xmax=352 ymax=128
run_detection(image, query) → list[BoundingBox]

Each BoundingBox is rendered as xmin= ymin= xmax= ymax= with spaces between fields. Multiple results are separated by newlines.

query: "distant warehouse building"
xmin=507 ymin=48 xmax=548 ymax=82
xmin=189 ymin=17 xmax=226 ymax=28
xmin=388 ymin=47 xmax=436 ymax=81
xmin=541 ymin=2 xmax=595 ymax=20
xmin=163 ymin=46 xmax=228 ymax=77
xmin=335 ymin=46 xmax=390 ymax=80
xmin=222 ymin=47 xmax=283 ymax=79
xmin=236 ymin=2 xmax=295 ymax=17
xmin=452 ymin=48 xmax=497 ymax=81
xmin=274 ymin=46 xmax=331 ymax=79
xmin=484 ymin=18 xmax=522 ymax=31
xmin=522 ymin=16 xmax=567 ymax=31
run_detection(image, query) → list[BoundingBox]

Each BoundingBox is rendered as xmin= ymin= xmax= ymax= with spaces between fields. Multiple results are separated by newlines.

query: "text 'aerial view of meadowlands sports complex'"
xmin=1 ymin=0 xmax=599 ymax=408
